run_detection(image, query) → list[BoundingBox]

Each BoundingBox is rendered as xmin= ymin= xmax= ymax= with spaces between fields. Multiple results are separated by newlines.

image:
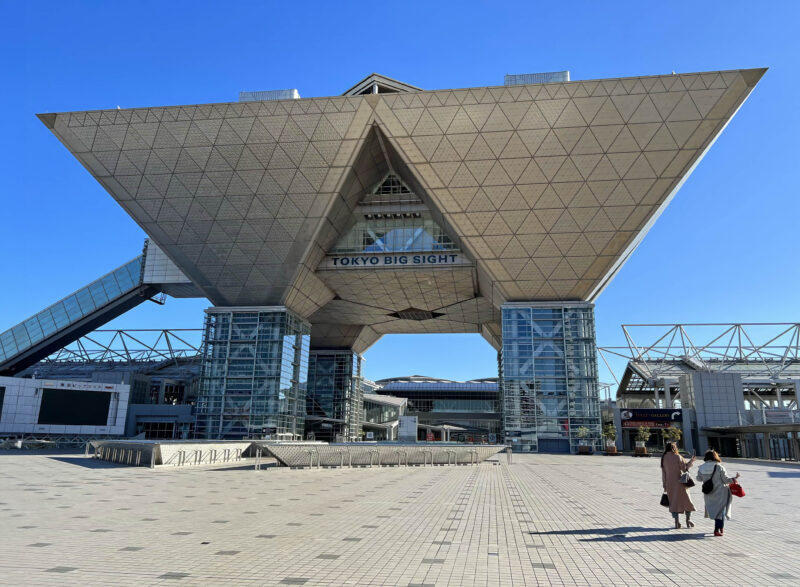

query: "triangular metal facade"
xmin=40 ymin=68 xmax=766 ymax=351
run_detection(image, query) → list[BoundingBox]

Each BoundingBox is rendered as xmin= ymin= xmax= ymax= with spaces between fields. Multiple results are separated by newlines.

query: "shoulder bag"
xmin=679 ymin=472 xmax=695 ymax=487
xmin=701 ymin=464 xmax=718 ymax=494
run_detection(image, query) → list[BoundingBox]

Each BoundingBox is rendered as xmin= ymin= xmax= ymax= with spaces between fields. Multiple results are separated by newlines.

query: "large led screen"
xmin=37 ymin=388 xmax=111 ymax=426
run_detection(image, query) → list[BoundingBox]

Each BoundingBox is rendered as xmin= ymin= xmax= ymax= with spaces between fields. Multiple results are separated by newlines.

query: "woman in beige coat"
xmin=661 ymin=442 xmax=697 ymax=528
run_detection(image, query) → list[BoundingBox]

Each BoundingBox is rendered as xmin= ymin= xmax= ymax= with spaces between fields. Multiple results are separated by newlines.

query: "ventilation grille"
xmin=389 ymin=308 xmax=445 ymax=321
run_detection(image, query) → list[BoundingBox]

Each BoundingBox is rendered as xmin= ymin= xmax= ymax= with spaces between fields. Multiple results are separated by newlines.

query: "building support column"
xmin=500 ymin=302 xmax=600 ymax=454
xmin=306 ymin=350 xmax=364 ymax=442
xmin=195 ymin=306 xmax=310 ymax=440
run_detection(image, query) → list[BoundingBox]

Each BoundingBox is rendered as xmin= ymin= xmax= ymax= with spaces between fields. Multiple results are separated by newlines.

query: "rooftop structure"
xmin=601 ymin=323 xmax=800 ymax=458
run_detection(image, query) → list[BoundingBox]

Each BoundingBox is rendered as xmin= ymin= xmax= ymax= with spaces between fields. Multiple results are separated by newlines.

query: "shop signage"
xmin=43 ymin=380 xmax=116 ymax=391
xmin=620 ymin=408 xmax=682 ymax=428
xmin=322 ymin=253 xmax=468 ymax=269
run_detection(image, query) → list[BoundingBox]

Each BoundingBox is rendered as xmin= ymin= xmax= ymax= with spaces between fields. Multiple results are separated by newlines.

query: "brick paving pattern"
xmin=0 ymin=451 xmax=798 ymax=585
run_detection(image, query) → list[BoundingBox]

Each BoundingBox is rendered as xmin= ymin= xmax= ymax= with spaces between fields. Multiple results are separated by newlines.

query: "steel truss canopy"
xmin=599 ymin=323 xmax=800 ymax=396
xmin=40 ymin=69 xmax=766 ymax=351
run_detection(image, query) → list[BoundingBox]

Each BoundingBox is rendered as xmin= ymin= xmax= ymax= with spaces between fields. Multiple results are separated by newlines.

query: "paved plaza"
xmin=0 ymin=452 xmax=798 ymax=586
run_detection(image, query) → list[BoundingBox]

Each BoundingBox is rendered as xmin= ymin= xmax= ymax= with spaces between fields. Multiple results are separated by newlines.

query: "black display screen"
xmin=37 ymin=388 xmax=111 ymax=426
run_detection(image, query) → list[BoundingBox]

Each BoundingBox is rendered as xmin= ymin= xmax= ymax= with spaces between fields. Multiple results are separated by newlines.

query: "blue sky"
xmin=1 ymin=1 xmax=798 ymax=386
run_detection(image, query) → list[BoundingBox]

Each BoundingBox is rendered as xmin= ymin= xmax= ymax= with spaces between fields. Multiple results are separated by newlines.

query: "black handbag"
xmin=660 ymin=492 xmax=670 ymax=507
xmin=701 ymin=465 xmax=718 ymax=494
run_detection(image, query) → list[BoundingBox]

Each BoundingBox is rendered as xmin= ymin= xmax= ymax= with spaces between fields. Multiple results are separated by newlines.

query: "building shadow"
xmin=49 ymin=456 xmax=127 ymax=469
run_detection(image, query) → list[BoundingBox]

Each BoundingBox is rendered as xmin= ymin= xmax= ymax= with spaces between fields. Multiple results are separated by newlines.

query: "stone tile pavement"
xmin=0 ymin=451 xmax=798 ymax=586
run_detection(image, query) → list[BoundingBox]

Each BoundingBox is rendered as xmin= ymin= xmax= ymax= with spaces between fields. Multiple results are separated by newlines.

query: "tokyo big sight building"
xmin=5 ymin=68 xmax=765 ymax=452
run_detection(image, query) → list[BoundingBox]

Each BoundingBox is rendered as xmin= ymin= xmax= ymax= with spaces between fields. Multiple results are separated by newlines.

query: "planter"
xmin=577 ymin=444 xmax=592 ymax=455
xmin=605 ymin=442 xmax=618 ymax=454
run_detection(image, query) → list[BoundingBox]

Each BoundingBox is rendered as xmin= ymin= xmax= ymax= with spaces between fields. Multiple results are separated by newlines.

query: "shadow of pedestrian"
xmin=529 ymin=526 xmax=665 ymax=536
xmin=580 ymin=533 xmax=707 ymax=543
xmin=529 ymin=526 xmax=709 ymax=542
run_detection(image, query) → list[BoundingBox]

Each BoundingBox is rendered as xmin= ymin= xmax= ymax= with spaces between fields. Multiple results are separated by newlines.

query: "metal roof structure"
xmin=599 ymin=323 xmax=800 ymax=397
xmin=40 ymin=69 xmax=765 ymax=352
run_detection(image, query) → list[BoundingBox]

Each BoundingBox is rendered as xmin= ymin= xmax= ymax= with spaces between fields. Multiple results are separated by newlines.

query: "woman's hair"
xmin=660 ymin=442 xmax=678 ymax=467
xmin=704 ymin=449 xmax=721 ymax=462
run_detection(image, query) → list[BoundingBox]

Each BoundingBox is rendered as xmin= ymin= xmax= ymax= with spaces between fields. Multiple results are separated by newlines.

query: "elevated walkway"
xmin=0 ymin=256 xmax=162 ymax=376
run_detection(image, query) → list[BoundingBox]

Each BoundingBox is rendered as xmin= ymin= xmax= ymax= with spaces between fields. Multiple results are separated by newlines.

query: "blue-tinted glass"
xmin=23 ymin=317 xmax=44 ymax=344
xmin=37 ymin=311 xmax=58 ymax=337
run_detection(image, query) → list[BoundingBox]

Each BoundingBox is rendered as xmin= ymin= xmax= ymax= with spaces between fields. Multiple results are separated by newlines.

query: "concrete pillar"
xmin=762 ymin=433 xmax=772 ymax=460
xmin=681 ymin=408 xmax=694 ymax=455
xmin=613 ymin=408 xmax=623 ymax=451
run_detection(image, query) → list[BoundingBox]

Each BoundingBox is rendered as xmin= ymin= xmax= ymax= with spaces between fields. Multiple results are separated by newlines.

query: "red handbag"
xmin=730 ymin=480 xmax=745 ymax=497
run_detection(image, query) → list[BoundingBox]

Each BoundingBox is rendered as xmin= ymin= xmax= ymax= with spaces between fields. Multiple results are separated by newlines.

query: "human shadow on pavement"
xmin=579 ymin=533 xmax=707 ymax=543
xmin=529 ymin=527 xmax=709 ymax=542
xmin=529 ymin=527 xmax=666 ymax=536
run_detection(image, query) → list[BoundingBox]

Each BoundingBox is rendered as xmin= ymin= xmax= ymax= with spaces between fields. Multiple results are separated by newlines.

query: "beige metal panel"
xmin=41 ymin=69 xmax=765 ymax=347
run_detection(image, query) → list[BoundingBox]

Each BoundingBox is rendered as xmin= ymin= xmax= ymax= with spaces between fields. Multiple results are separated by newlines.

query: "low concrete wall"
xmin=258 ymin=442 xmax=504 ymax=468
xmin=89 ymin=439 xmax=505 ymax=469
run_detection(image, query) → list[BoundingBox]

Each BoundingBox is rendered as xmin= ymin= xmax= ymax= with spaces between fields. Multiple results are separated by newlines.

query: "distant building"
xmin=374 ymin=375 xmax=501 ymax=442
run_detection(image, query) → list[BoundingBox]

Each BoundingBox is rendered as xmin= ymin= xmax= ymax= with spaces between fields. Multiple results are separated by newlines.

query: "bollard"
xmin=506 ymin=446 xmax=512 ymax=465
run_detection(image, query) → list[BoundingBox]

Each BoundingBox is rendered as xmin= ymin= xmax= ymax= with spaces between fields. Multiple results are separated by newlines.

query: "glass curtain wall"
xmin=195 ymin=308 xmax=310 ymax=440
xmin=306 ymin=351 xmax=363 ymax=441
xmin=500 ymin=303 xmax=601 ymax=453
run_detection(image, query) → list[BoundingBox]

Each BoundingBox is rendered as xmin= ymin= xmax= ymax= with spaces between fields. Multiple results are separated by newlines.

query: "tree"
xmin=603 ymin=423 xmax=617 ymax=442
xmin=635 ymin=426 xmax=651 ymax=443
xmin=661 ymin=426 xmax=682 ymax=443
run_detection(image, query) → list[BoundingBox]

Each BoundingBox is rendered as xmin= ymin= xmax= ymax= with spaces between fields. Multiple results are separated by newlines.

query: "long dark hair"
xmin=660 ymin=442 xmax=678 ymax=468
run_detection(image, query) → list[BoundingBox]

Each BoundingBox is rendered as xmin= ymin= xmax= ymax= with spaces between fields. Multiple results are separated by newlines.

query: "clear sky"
xmin=1 ymin=1 xmax=798 ymax=387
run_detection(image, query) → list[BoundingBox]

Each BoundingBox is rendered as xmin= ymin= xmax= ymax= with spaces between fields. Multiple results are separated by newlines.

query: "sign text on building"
xmin=620 ymin=408 xmax=682 ymax=428
xmin=322 ymin=253 xmax=468 ymax=269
